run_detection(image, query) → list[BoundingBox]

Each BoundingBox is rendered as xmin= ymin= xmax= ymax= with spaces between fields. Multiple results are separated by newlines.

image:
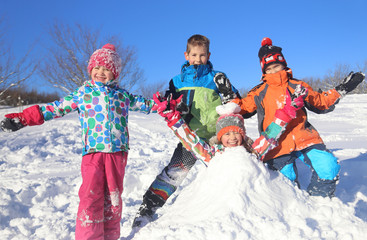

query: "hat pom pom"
xmin=102 ymin=43 xmax=116 ymax=51
xmin=261 ymin=37 xmax=272 ymax=47
xmin=216 ymin=102 xmax=241 ymax=115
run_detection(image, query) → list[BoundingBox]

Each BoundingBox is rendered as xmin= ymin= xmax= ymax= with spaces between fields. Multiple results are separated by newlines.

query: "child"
xmin=0 ymin=44 xmax=156 ymax=240
xmin=132 ymin=34 xmax=241 ymax=228
xmin=216 ymin=37 xmax=365 ymax=198
xmin=152 ymin=86 xmax=306 ymax=164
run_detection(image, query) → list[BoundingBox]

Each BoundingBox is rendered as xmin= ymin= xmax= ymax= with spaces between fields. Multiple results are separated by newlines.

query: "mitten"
xmin=275 ymin=85 xmax=307 ymax=123
xmin=0 ymin=105 xmax=44 ymax=132
xmin=151 ymin=92 xmax=167 ymax=112
xmin=152 ymin=92 xmax=183 ymax=127
xmin=0 ymin=117 xmax=26 ymax=132
xmin=252 ymin=134 xmax=273 ymax=161
xmin=335 ymin=71 xmax=365 ymax=96
xmin=214 ymin=72 xmax=238 ymax=104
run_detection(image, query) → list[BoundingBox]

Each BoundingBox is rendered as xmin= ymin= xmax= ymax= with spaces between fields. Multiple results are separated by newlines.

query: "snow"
xmin=1 ymin=94 xmax=367 ymax=240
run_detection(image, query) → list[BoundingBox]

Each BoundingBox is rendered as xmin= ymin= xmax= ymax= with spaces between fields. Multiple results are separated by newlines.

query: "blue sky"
xmin=2 ymin=0 xmax=367 ymax=93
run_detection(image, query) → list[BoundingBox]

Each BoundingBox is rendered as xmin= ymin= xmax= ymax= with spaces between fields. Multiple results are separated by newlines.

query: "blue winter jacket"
xmin=166 ymin=61 xmax=239 ymax=141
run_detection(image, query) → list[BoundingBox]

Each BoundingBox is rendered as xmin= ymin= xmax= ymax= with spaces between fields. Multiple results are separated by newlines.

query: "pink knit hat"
xmin=87 ymin=43 xmax=122 ymax=79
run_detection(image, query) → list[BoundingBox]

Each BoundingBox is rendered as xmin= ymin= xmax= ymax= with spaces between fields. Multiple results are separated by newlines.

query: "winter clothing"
xmin=132 ymin=61 xmax=240 ymax=228
xmin=1 ymin=44 xmax=156 ymax=239
xmin=40 ymin=78 xmax=155 ymax=238
xmin=41 ymin=80 xmax=155 ymax=156
xmin=151 ymin=93 xmax=183 ymax=127
xmin=234 ymin=68 xmax=341 ymax=161
xmin=267 ymin=144 xmax=340 ymax=197
xmin=216 ymin=113 xmax=246 ymax=142
xmin=233 ymin=38 xmax=344 ymax=197
xmin=87 ymin=44 xmax=122 ymax=79
xmin=166 ymin=61 xmax=239 ymax=141
xmin=75 ymin=151 xmax=127 ymax=240
xmin=234 ymin=69 xmax=341 ymax=197
xmin=1 ymin=105 xmax=44 ymax=132
xmin=258 ymin=37 xmax=287 ymax=73
xmin=335 ymin=71 xmax=365 ymax=96
xmin=213 ymin=72 xmax=239 ymax=104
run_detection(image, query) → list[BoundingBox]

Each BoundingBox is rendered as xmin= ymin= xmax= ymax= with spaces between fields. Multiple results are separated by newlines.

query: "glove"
xmin=335 ymin=71 xmax=365 ymax=96
xmin=151 ymin=92 xmax=166 ymax=112
xmin=0 ymin=116 xmax=26 ymax=132
xmin=0 ymin=105 xmax=44 ymax=132
xmin=214 ymin=72 xmax=238 ymax=104
xmin=152 ymin=92 xmax=183 ymax=127
xmin=275 ymin=85 xmax=307 ymax=123
xmin=252 ymin=135 xmax=273 ymax=161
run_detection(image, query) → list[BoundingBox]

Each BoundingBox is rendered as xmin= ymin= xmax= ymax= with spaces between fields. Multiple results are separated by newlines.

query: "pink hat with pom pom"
xmin=87 ymin=43 xmax=122 ymax=79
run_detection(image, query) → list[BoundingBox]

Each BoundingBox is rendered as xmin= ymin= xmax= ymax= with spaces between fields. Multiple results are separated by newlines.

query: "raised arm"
xmin=252 ymin=85 xmax=307 ymax=160
xmin=0 ymin=105 xmax=44 ymax=132
xmin=152 ymin=92 xmax=218 ymax=165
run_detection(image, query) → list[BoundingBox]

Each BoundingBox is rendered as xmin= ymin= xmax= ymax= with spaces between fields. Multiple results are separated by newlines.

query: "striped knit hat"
xmin=216 ymin=102 xmax=246 ymax=142
xmin=258 ymin=37 xmax=287 ymax=73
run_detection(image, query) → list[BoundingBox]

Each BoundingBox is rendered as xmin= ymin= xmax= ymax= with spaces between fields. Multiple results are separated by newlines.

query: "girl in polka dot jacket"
xmin=0 ymin=44 xmax=156 ymax=240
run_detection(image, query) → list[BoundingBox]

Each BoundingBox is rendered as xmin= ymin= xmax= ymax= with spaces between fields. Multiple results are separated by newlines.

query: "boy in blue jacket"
xmin=132 ymin=34 xmax=241 ymax=228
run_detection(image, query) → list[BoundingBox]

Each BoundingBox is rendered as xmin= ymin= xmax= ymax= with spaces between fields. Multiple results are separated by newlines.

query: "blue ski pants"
xmin=266 ymin=144 xmax=340 ymax=197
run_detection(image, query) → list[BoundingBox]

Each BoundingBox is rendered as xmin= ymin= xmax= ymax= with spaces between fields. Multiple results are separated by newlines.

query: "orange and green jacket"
xmin=234 ymin=69 xmax=341 ymax=161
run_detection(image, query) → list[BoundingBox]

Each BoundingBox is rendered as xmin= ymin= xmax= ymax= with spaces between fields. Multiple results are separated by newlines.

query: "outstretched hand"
xmin=336 ymin=71 xmax=365 ymax=96
xmin=0 ymin=115 xmax=26 ymax=132
xmin=284 ymin=85 xmax=307 ymax=118
xmin=274 ymin=85 xmax=307 ymax=123
xmin=152 ymin=92 xmax=183 ymax=127
xmin=214 ymin=72 xmax=238 ymax=104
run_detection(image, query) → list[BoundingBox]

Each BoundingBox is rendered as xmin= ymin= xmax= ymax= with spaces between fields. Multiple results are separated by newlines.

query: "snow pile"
xmin=131 ymin=147 xmax=367 ymax=240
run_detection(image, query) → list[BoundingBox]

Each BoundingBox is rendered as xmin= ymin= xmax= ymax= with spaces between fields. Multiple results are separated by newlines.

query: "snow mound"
xmin=133 ymin=147 xmax=367 ymax=240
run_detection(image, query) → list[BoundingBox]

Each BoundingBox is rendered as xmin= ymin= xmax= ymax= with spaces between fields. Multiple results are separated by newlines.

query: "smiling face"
xmin=184 ymin=45 xmax=211 ymax=65
xmin=91 ymin=66 xmax=115 ymax=84
xmin=220 ymin=131 xmax=243 ymax=147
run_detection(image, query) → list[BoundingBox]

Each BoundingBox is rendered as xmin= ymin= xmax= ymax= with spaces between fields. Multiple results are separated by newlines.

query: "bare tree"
xmin=0 ymin=16 xmax=37 ymax=104
xmin=323 ymin=64 xmax=351 ymax=90
xmin=355 ymin=60 xmax=367 ymax=94
xmin=302 ymin=76 xmax=324 ymax=91
xmin=303 ymin=63 xmax=367 ymax=94
xmin=138 ymin=80 xmax=167 ymax=98
xmin=38 ymin=22 xmax=145 ymax=94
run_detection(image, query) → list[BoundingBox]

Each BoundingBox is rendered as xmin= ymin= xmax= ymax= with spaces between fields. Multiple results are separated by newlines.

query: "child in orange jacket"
xmin=214 ymin=38 xmax=365 ymax=198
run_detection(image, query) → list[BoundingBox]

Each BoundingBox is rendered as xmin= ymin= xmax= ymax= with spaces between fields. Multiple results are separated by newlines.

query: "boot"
xmin=132 ymin=190 xmax=165 ymax=228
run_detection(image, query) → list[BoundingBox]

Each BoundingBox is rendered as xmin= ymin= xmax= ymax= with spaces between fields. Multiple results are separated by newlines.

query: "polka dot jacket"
xmin=40 ymin=80 xmax=156 ymax=155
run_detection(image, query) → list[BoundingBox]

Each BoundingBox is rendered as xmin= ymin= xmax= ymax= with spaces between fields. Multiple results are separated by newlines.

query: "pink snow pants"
xmin=75 ymin=151 xmax=127 ymax=240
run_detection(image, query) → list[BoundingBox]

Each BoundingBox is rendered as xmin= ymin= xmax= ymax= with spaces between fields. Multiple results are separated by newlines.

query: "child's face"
xmin=221 ymin=131 xmax=243 ymax=148
xmin=265 ymin=63 xmax=285 ymax=74
xmin=184 ymin=45 xmax=210 ymax=65
xmin=91 ymin=66 xmax=114 ymax=84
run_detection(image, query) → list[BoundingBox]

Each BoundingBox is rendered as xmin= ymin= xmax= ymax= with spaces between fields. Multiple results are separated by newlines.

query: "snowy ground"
xmin=0 ymin=94 xmax=366 ymax=240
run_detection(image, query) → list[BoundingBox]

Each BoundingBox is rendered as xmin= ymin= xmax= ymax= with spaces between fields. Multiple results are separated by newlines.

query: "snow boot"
xmin=132 ymin=190 xmax=165 ymax=228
